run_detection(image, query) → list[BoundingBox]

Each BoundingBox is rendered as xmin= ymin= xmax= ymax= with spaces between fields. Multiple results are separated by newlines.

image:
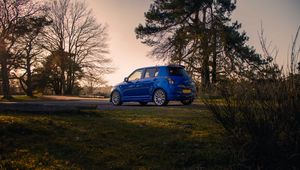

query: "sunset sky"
xmin=86 ymin=0 xmax=300 ymax=86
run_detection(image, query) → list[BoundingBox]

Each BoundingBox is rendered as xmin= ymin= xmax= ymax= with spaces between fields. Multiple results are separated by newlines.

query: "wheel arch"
xmin=110 ymin=90 xmax=122 ymax=102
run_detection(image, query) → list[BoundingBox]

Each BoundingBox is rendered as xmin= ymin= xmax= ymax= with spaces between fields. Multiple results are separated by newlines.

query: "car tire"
xmin=139 ymin=102 xmax=148 ymax=106
xmin=153 ymin=89 xmax=169 ymax=106
xmin=111 ymin=91 xmax=122 ymax=106
xmin=181 ymin=99 xmax=193 ymax=105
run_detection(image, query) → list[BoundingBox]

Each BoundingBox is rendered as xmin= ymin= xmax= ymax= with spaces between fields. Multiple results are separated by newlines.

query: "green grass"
xmin=0 ymin=106 xmax=229 ymax=169
xmin=0 ymin=95 xmax=42 ymax=102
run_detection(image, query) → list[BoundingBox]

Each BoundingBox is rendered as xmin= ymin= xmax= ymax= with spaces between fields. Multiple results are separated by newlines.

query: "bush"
xmin=205 ymin=76 xmax=300 ymax=169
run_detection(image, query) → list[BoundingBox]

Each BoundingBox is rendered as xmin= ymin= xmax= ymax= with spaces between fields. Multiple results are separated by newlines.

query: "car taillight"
xmin=168 ymin=78 xmax=174 ymax=84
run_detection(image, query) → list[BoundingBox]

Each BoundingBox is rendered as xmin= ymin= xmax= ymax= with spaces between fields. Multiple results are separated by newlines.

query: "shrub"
xmin=205 ymin=76 xmax=300 ymax=169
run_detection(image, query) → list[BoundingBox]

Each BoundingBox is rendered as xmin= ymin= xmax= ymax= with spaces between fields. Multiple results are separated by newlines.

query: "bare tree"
xmin=257 ymin=23 xmax=281 ymax=80
xmin=290 ymin=26 xmax=300 ymax=74
xmin=0 ymin=0 xmax=43 ymax=99
xmin=14 ymin=17 xmax=51 ymax=97
xmin=43 ymin=0 xmax=112 ymax=95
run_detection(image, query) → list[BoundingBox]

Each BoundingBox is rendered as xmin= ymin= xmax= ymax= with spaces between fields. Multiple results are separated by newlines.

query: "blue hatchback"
xmin=110 ymin=65 xmax=196 ymax=106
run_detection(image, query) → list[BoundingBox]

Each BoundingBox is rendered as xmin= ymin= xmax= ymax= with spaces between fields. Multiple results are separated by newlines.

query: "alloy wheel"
xmin=111 ymin=91 xmax=122 ymax=105
xmin=153 ymin=89 xmax=168 ymax=106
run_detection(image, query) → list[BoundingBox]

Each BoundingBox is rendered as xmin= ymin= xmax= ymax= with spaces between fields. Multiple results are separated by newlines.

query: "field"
xmin=0 ymin=104 xmax=229 ymax=169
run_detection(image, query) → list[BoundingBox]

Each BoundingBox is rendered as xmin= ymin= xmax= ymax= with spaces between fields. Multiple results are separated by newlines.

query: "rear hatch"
xmin=167 ymin=66 xmax=193 ymax=86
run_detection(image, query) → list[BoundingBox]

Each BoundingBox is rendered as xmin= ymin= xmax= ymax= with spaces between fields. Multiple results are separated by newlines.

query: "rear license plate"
xmin=182 ymin=89 xmax=192 ymax=94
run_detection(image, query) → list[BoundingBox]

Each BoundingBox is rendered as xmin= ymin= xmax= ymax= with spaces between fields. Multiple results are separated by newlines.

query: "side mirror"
xmin=124 ymin=77 xmax=129 ymax=82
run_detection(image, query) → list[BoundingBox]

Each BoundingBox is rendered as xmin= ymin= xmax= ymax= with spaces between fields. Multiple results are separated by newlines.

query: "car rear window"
xmin=168 ymin=67 xmax=189 ymax=77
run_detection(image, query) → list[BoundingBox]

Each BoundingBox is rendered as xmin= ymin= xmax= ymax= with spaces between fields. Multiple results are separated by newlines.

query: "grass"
xmin=0 ymin=105 xmax=229 ymax=169
xmin=0 ymin=95 xmax=42 ymax=102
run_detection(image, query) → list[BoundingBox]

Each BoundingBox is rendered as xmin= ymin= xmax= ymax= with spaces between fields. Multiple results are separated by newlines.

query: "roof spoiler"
xmin=167 ymin=64 xmax=185 ymax=68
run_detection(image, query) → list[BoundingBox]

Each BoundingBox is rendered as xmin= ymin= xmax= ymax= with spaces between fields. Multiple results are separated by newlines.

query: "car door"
xmin=138 ymin=67 xmax=159 ymax=98
xmin=121 ymin=69 xmax=144 ymax=100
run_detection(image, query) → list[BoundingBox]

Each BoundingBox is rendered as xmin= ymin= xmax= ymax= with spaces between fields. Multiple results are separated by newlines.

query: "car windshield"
xmin=168 ymin=67 xmax=189 ymax=77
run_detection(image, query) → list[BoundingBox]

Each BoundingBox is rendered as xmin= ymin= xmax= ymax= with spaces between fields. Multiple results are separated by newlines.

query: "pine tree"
xmin=136 ymin=0 xmax=267 ymax=89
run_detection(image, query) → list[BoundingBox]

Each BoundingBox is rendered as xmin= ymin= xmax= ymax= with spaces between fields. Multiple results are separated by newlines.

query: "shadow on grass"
xmin=0 ymin=108 xmax=229 ymax=169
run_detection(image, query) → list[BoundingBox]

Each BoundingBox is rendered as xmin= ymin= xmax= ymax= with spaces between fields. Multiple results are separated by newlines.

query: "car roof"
xmin=139 ymin=65 xmax=185 ymax=70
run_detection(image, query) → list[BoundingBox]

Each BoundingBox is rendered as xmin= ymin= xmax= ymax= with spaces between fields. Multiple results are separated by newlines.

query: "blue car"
xmin=110 ymin=65 xmax=196 ymax=106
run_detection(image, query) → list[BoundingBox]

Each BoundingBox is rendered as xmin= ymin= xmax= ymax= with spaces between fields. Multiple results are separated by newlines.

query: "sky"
xmin=85 ymin=0 xmax=300 ymax=86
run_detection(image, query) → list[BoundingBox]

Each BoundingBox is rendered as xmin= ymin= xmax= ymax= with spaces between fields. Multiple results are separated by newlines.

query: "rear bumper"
xmin=167 ymin=93 xmax=195 ymax=101
xmin=166 ymin=85 xmax=196 ymax=101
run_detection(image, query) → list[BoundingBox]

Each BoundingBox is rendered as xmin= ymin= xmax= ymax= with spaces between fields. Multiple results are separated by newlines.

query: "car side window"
xmin=144 ymin=68 xmax=159 ymax=79
xmin=128 ymin=69 xmax=143 ymax=81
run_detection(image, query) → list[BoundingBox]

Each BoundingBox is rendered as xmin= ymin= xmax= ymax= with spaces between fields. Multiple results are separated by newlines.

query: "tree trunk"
xmin=53 ymin=78 xmax=61 ymax=95
xmin=0 ymin=55 xmax=12 ymax=99
xmin=61 ymin=69 xmax=66 ymax=95
xmin=211 ymin=39 xmax=217 ymax=84
xmin=201 ymin=8 xmax=210 ymax=89
xmin=25 ymin=54 xmax=33 ymax=97
xmin=26 ymin=71 xmax=33 ymax=97
xmin=65 ymin=68 xmax=73 ymax=95
xmin=202 ymin=53 xmax=210 ymax=88
xmin=212 ymin=44 xmax=217 ymax=83
xmin=211 ymin=9 xmax=217 ymax=84
xmin=66 ymin=71 xmax=71 ymax=95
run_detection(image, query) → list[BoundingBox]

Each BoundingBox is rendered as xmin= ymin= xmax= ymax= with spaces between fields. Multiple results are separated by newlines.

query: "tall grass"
xmin=205 ymin=75 xmax=300 ymax=169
